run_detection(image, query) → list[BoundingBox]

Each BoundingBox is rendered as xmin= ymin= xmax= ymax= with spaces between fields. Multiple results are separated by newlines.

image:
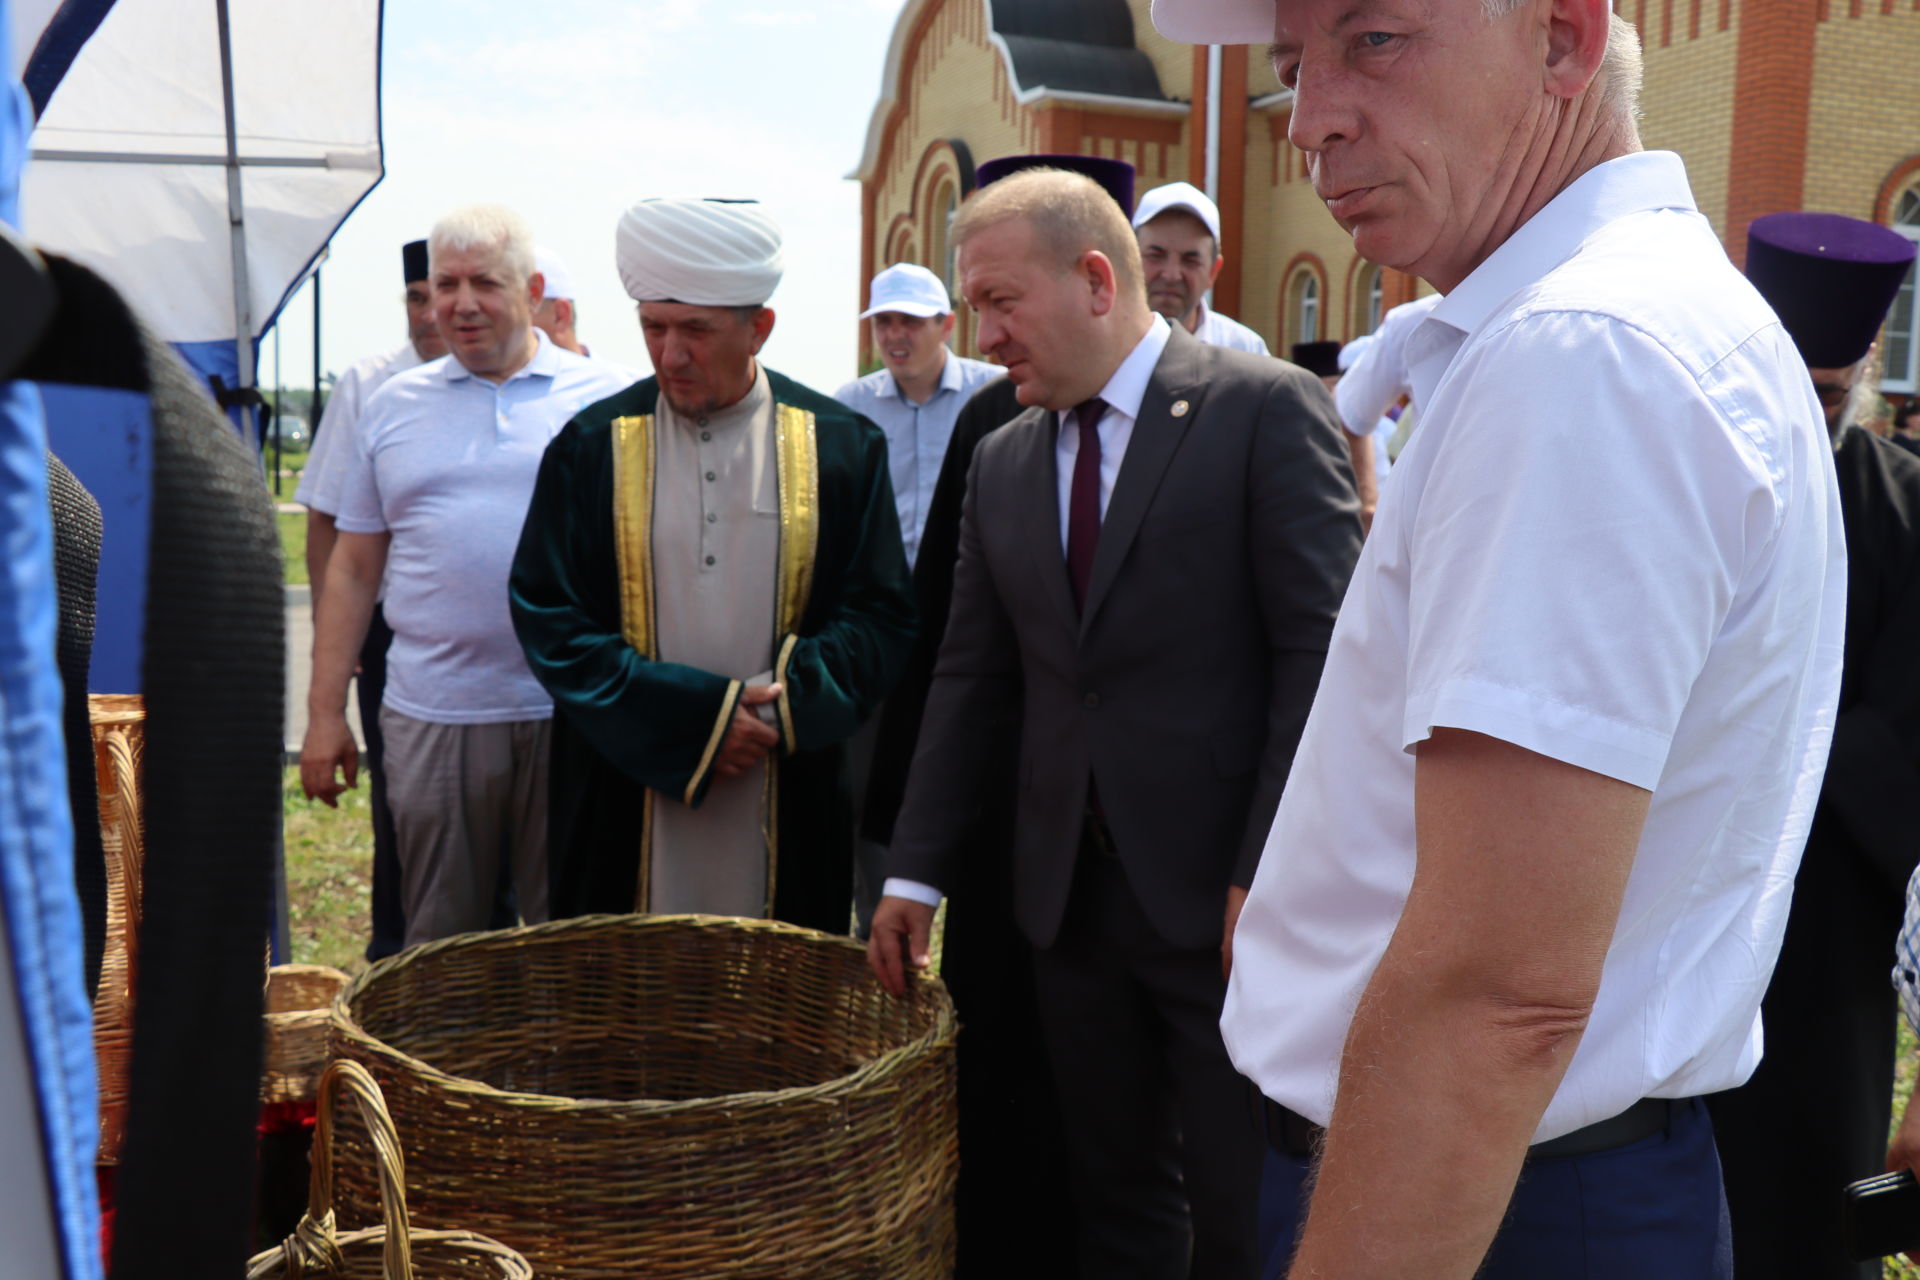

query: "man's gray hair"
xmin=429 ymin=204 xmax=536 ymax=285
xmin=1482 ymin=2 xmax=1644 ymax=122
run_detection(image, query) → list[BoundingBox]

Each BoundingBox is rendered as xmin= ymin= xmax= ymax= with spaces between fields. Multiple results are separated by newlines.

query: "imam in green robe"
xmin=510 ymin=367 xmax=915 ymax=934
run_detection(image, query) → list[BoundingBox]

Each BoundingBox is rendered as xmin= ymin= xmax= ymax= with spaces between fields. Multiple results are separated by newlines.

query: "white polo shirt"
xmin=295 ymin=341 xmax=423 ymax=517
xmin=335 ymin=331 xmax=632 ymax=724
xmin=1334 ymin=292 xmax=1439 ymax=437
xmin=1223 ymin=150 xmax=1846 ymax=1142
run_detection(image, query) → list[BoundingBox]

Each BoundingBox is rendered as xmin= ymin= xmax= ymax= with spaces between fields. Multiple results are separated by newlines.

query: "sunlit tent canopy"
xmin=13 ymin=0 xmax=384 ymax=443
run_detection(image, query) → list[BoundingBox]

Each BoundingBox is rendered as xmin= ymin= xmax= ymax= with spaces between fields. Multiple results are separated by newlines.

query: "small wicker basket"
xmin=327 ymin=913 xmax=958 ymax=1279
xmin=263 ymin=964 xmax=351 ymax=1103
xmin=88 ymin=692 xmax=144 ymax=1164
xmin=247 ymin=1059 xmax=533 ymax=1280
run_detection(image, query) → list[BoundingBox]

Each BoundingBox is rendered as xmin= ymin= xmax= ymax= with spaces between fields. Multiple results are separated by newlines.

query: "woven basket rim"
xmin=330 ymin=912 xmax=957 ymax=1116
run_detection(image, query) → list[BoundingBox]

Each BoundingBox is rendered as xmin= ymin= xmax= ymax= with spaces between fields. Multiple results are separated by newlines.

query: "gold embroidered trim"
xmin=685 ymin=680 xmax=745 ymax=807
xmin=773 ymin=632 xmax=800 ymax=756
xmin=773 ymin=405 xmax=820 ymax=638
xmin=612 ymin=413 xmax=659 ymax=910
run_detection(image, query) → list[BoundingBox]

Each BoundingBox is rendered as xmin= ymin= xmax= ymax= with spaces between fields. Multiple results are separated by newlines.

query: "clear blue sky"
xmin=262 ymin=0 xmax=903 ymax=402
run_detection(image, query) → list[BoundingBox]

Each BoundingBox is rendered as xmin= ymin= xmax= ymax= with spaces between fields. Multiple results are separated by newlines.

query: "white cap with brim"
xmin=1132 ymin=181 xmax=1223 ymax=243
xmin=534 ymin=246 xmax=575 ymax=301
xmin=1150 ymin=0 xmax=1277 ymax=46
xmin=860 ymin=262 xmax=952 ymax=319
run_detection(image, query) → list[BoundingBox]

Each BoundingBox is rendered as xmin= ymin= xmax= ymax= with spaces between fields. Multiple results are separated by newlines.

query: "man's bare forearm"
xmin=1342 ymin=430 xmax=1378 ymax=529
xmin=1286 ymin=944 xmax=1586 ymax=1277
xmin=308 ymin=536 xmax=385 ymax=722
xmin=306 ymin=508 xmax=338 ymax=613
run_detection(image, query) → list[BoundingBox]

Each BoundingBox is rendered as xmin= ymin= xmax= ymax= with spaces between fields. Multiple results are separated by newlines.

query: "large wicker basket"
xmin=327 ymin=914 xmax=958 ymax=1279
xmin=88 ymin=692 xmax=144 ymax=1164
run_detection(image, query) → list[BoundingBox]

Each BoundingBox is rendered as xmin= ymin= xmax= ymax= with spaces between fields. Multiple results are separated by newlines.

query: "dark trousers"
xmin=1257 ymin=1097 xmax=1732 ymax=1279
xmin=359 ymin=605 xmax=404 ymax=961
xmin=1032 ymin=853 xmax=1262 ymax=1280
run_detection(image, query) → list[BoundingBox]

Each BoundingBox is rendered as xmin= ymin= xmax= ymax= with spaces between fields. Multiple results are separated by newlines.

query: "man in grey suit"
xmin=868 ymin=168 xmax=1362 ymax=1278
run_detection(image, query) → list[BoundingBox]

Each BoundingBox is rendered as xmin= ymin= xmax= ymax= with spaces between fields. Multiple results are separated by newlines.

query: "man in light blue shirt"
xmin=834 ymin=263 xmax=998 ymax=569
xmin=299 ymin=204 xmax=631 ymax=946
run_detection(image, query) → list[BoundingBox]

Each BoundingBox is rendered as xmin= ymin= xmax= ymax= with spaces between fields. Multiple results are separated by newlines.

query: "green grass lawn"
xmin=277 ymin=510 xmax=307 ymax=587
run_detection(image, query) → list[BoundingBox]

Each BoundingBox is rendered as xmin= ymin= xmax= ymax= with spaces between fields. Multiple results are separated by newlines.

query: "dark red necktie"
xmin=1067 ymin=397 xmax=1105 ymax=611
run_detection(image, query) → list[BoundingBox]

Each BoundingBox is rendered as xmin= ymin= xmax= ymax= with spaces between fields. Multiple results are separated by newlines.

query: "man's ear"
xmin=750 ymin=306 xmax=777 ymax=354
xmin=1206 ymin=254 xmax=1225 ymax=288
xmin=1082 ymin=251 xmax=1119 ymax=317
xmin=528 ymin=271 xmax=547 ymax=309
xmin=1543 ymin=0 xmax=1611 ymax=101
xmin=939 ymin=312 xmax=957 ymax=342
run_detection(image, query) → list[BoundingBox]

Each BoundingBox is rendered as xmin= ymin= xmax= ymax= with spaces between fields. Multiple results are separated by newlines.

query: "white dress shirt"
xmin=884 ymin=317 xmax=1173 ymax=908
xmin=1222 ymin=150 xmax=1846 ymax=1142
xmin=833 ymin=349 xmax=1001 ymax=567
xmin=1191 ymin=302 xmax=1270 ymax=356
xmin=1333 ymin=292 xmax=1440 ymax=440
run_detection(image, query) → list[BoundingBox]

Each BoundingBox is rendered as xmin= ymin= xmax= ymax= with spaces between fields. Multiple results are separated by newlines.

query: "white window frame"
xmin=1296 ymin=272 xmax=1320 ymax=345
xmin=1884 ymin=189 xmax=1920 ymax=394
xmin=1364 ymin=265 xmax=1384 ymax=334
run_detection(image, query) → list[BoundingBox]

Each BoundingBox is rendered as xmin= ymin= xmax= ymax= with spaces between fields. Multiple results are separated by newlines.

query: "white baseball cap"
xmin=1132 ymin=181 xmax=1223 ymax=244
xmin=1149 ymin=0 xmax=1276 ymax=45
xmin=860 ymin=262 xmax=952 ymax=319
xmin=534 ymin=246 xmax=576 ymax=301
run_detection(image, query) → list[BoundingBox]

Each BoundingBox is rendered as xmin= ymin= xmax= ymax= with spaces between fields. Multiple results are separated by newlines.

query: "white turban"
xmin=615 ymin=198 xmax=785 ymax=306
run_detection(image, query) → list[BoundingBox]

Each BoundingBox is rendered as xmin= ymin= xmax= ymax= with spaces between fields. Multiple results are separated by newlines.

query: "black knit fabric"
xmin=45 ymin=451 xmax=105 ymax=996
xmin=28 ymin=256 xmax=285 ymax=1280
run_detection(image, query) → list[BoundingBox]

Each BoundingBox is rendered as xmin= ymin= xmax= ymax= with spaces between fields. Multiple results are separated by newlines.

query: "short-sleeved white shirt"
xmin=295 ymin=341 xmax=422 ymax=516
xmin=1334 ymin=292 xmax=1439 ymax=436
xmin=1192 ymin=302 xmax=1270 ymax=355
xmin=335 ymin=330 xmax=632 ymax=724
xmin=1222 ymin=151 xmax=1847 ymax=1142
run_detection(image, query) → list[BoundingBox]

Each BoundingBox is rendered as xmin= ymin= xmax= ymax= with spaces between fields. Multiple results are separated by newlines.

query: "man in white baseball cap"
xmin=1131 ymin=181 xmax=1269 ymax=356
xmin=834 ymin=261 xmax=997 ymax=936
xmin=835 ymin=263 xmax=999 ymax=572
xmin=1151 ymin=0 xmax=1844 ymax=1277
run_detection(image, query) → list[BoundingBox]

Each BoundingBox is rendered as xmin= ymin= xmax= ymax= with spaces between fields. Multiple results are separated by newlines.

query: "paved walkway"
xmin=285 ymin=583 xmax=364 ymax=761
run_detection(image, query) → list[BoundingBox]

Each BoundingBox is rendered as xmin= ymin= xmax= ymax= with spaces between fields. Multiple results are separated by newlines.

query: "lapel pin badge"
xmin=1171 ymin=399 xmax=1190 ymax=418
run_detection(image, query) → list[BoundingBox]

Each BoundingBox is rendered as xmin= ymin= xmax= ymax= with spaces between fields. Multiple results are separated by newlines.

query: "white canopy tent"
xmin=13 ymin=0 xmax=384 ymax=440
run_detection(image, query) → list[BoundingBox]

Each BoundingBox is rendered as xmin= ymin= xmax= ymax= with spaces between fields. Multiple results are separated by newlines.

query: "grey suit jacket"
xmin=888 ymin=324 xmax=1363 ymax=950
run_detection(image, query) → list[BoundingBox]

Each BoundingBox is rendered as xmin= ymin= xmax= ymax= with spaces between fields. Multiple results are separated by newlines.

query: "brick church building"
xmin=850 ymin=0 xmax=1920 ymax=396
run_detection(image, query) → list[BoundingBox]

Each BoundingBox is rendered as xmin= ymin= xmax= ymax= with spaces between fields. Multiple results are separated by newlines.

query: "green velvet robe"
xmin=509 ymin=370 xmax=915 ymax=933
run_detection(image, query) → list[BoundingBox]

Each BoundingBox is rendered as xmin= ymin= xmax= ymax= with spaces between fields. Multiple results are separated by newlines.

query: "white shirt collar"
xmin=442 ymin=327 xmax=559 ymax=384
xmin=1409 ymin=151 xmax=1696 ymax=406
xmin=1086 ymin=315 xmax=1171 ymax=421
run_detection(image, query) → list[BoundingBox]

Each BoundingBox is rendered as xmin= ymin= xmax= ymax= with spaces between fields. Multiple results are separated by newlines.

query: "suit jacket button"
xmin=1083 ymin=692 xmax=1100 ymax=708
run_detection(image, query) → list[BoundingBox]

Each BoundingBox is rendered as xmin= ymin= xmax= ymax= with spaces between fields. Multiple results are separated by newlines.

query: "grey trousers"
xmin=379 ymin=707 xmax=551 ymax=948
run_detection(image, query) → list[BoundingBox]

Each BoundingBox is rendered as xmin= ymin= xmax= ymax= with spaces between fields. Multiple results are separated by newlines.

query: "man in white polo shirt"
xmin=1152 ymin=0 xmax=1845 ymax=1276
xmin=300 ymin=204 xmax=631 ymax=946
xmin=1132 ymin=181 xmax=1269 ymax=355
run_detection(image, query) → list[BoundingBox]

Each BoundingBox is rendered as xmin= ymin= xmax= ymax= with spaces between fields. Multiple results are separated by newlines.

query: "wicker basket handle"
xmin=291 ymin=1059 xmax=417 ymax=1280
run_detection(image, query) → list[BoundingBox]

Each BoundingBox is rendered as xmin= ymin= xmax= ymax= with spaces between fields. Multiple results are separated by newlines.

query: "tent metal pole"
xmin=312 ymin=266 xmax=324 ymax=437
xmin=214 ymin=0 xmax=257 ymax=453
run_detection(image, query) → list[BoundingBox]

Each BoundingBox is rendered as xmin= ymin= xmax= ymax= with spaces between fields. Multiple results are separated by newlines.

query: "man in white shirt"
xmin=299 ymin=205 xmax=631 ymax=946
xmin=1333 ymin=290 xmax=1439 ymax=453
xmin=1151 ymin=0 xmax=1845 ymax=1276
xmin=833 ymin=262 xmax=999 ymax=934
xmin=1132 ymin=181 xmax=1269 ymax=356
xmin=294 ymin=237 xmax=445 ymax=960
xmin=833 ymin=263 xmax=1001 ymax=570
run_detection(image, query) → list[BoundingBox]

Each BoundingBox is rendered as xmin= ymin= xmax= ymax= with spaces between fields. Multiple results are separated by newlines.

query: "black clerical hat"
xmin=402 ymin=239 xmax=429 ymax=285
xmin=976 ymin=153 xmax=1136 ymax=216
xmin=1746 ymin=212 xmax=1916 ymax=368
xmin=1291 ymin=340 xmax=1343 ymax=378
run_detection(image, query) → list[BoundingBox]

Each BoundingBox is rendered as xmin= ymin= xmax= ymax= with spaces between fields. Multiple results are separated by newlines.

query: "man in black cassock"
xmin=1709 ymin=210 xmax=1920 ymax=1280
